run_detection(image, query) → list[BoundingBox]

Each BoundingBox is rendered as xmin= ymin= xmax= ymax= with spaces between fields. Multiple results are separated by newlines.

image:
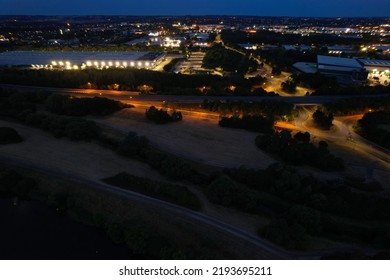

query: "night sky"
xmin=0 ymin=0 xmax=389 ymax=17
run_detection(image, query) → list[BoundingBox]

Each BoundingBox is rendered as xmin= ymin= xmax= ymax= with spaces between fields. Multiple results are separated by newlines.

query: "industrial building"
xmin=317 ymin=55 xmax=368 ymax=83
xmin=0 ymin=51 xmax=167 ymax=70
xmin=294 ymin=55 xmax=369 ymax=84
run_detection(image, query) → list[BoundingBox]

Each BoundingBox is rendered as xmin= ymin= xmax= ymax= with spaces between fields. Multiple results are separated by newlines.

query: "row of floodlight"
xmin=50 ymin=60 xmax=154 ymax=68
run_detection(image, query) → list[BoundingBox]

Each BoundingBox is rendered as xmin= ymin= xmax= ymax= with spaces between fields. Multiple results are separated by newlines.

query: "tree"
xmin=312 ymin=109 xmax=333 ymax=130
xmin=0 ymin=127 xmax=23 ymax=144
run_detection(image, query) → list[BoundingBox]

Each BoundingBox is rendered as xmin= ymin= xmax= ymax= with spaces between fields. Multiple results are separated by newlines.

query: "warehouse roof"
xmin=317 ymin=55 xmax=363 ymax=69
xmin=0 ymin=51 xmax=165 ymax=66
xmin=358 ymin=59 xmax=390 ymax=67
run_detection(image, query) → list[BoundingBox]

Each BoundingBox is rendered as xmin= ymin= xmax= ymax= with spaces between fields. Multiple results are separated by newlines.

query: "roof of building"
xmin=292 ymin=62 xmax=318 ymax=74
xmin=358 ymin=59 xmax=390 ymax=67
xmin=0 ymin=51 xmax=166 ymax=66
xmin=317 ymin=55 xmax=363 ymax=69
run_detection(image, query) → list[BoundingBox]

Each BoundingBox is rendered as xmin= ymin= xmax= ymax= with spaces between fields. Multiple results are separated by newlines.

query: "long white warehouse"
xmin=0 ymin=51 xmax=167 ymax=70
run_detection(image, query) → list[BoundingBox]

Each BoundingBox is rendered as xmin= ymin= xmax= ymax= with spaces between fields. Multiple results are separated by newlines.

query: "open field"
xmin=0 ymin=119 xmax=270 ymax=236
xmin=0 ymin=120 xmax=163 ymax=181
xmin=94 ymin=107 xmax=277 ymax=169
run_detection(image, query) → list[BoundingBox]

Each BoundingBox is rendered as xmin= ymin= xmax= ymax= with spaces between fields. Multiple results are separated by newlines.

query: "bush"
xmin=312 ymin=109 xmax=333 ymax=130
xmin=219 ymin=115 xmax=274 ymax=134
xmin=116 ymin=132 xmax=149 ymax=157
xmin=255 ymin=130 xmax=344 ymax=171
xmin=45 ymin=94 xmax=128 ymax=116
xmin=145 ymin=106 xmax=182 ymax=124
xmin=103 ymin=172 xmax=201 ymax=211
xmin=0 ymin=127 xmax=23 ymax=144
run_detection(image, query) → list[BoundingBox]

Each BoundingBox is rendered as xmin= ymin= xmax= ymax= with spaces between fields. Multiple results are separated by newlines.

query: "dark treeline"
xmin=103 ymin=172 xmax=201 ymax=211
xmin=219 ymin=115 xmax=274 ymax=134
xmin=222 ymin=163 xmax=389 ymax=250
xmin=25 ymin=113 xmax=101 ymax=141
xmin=312 ymin=84 xmax=390 ymax=96
xmin=45 ymin=94 xmax=130 ymax=116
xmin=221 ymin=30 xmax=369 ymax=47
xmin=0 ymin=68 xmax=254 ymax=94
xmin=256 ymin=130 xmax=344 ymax=171
xmin=258 ymin=48 xmax=326 ymax=72
xmin=145 ymin=106 xmax=182 ymax=124
xmin=291 ymin=72 xmax=338 ymax=91
xmin=0 ymin=88 xmax=127 ymax=118
xmin=355 ymin=110 xmax=390 ymax=149
xmin=202 ymin=44 xmax=258 ymax=74
xmin=202 ymin=100 xmax=294 ymax=120
xmin=322 ymin=96 xmax=390 ymax=116
xmin=8 ymin=44 xmax=179 ymax=53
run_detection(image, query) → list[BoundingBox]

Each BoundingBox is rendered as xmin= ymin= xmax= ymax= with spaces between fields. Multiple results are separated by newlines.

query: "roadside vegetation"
xmin=201 ymin=100 xmax=294 ymax=120
xmin=45 ymin=94 xmax=130 ymax=116
xmin=145 ymin=106 xmax=183 ymax=124
xmin=355 ymin=110 xmax=390 ymax=149
xmin=322 ymin=96 xmax=390 ymax=116
xmin=0 ymin=68 xmax=257 ymax=95
xmin=219 ymin=115 xmax=274 ymax=134
xmin=255 ymin=130 xmax=344 ymax=171
xmin=103 ymin=172 xmax=201 ymax=211
xmin=312 ymin=109 xmax=334 ymax=130
xmin=322 ymin=96 xmax=390 ymax=149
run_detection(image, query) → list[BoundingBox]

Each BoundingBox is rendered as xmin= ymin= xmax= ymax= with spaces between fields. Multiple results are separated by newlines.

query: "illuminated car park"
xmin=0 ymin=51 xmax=166 ymax=70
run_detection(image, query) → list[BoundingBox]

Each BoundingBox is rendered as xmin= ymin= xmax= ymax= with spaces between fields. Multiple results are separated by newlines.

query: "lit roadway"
xmin=281 ymin=107 xmax=390 ymax=169
xmin=1 ymin=84 xmax=388 ymax=105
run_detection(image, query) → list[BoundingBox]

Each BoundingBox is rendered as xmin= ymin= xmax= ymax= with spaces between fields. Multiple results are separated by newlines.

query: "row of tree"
xmin=103 ymin=172 xmax=201 ymax=211
xmin=202 ymin=44 xmax=258 ymax=74
xmin=255 ymin=130 xmax=344 ymax=171
xmin=219 ymin=115 xmax=274 ymax=134
xmin=0 ymin=68 xmax=254 ymax=94
xmin=223 ymin=163 xmax=390 ymax=250
xmin=355 ymin=110 xmax=390 ymax=149
xmin=45 ymin=94 xmax=129 ymax=116
xmin=145 ymin=106 xmax=183 ymax=124
xmin=322 ymin=96 xmax=390 ymax=116
xmin=202 ymin=100 xmax=294 ymax=120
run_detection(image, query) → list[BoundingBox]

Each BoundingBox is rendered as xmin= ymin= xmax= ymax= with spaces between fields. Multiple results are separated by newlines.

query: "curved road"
xmin=293 ymin=107 xmax=390 ymax=168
